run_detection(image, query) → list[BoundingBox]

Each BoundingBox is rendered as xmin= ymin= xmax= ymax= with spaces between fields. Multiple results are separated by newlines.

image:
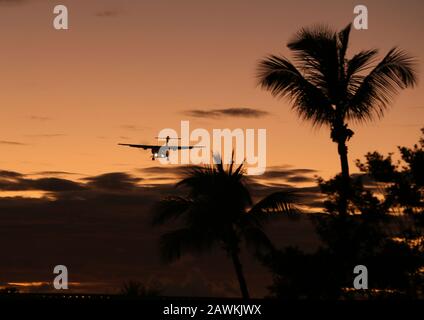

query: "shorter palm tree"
xmin=153 ymin=159 xmax=299 ymax=299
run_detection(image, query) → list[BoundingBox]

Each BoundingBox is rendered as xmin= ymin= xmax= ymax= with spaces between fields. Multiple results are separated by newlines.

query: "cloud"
xmin=0 ymin=170 xmax=85 ymax=192
xmin=120 ymin=125 xmax=147 ymax=131
xmin=244 ymin=166 xmax=322 ymax=210
xmin=0 ymin=281 xmax=84 ymax=293
xmin=29 ymin=178 xmax=85 ymax=192
xmin=0 ymin=170 xmax=148 ymax=196
xmin=254 ymin=167 xmax=317 ymax=181
xmin=286 ymin=175 xmax=316 ymax=183
xmin=0 ymin=170 xmax=23 ymax=178
xmin=0 ymin=166 xmax=323 ymax=297
xmin=27 ymin=116 xmax=50 ymax=121
xmin=84 ymin=172 xmax=143 ymax=191
xmin=0 ymin=140 xmax=27 ymax=146
xmin=0 ymin=175 xmax=84 ymax=192
xmin=25 ymin=134 xmax=66 ymax=138
xmin=34 ymin=171 xmax=78 ymax=176
xmin=138 ymin=165 xmax=194 ymax=177
xmin=182 ymin=107 xmax=270 ymax=119
xmin=138 ymin=164 xmax=323 ymax=212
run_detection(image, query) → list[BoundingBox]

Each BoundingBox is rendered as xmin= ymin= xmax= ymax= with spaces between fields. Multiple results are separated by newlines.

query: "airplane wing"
xmin=119 ymin=143 xmax=204 ymax=151
xmin=118 ymin=143 xmax=159 ymax=150
xmin=167 ymin=146 xmax=204 ymax=150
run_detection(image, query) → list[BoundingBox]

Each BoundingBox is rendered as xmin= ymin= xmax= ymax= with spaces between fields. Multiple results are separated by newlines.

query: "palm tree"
xmin=152 ymin=159 xmax=299 ymax=299
xmin=257 ymin=23 xmax=417 ymax=215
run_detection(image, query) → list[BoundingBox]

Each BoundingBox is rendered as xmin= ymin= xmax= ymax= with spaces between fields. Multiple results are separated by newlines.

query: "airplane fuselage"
xmin=150 ymin=147 xmax=169 ymax=160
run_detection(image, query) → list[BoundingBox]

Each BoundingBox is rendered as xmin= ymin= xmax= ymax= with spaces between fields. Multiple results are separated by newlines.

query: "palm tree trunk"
xmin=337 ymin=140 xmax=350 ymax=216
xmin=230 ymin=249 xmax=250 ymax=299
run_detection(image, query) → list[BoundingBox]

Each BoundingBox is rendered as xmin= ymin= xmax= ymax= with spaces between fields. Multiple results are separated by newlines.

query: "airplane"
xmin=118 ymin=136 xmax=203 ymax=160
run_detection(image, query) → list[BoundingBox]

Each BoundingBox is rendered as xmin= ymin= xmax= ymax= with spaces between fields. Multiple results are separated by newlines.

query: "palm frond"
xmin=348 ymin=47 xmax=418 ymax=123
xmin=287 ymin=24 xmax=337 ymax=66
xmin=159 ymin=227 xmax=215 ymax=263
xmin=337 ymin=23 xmax=352 ymax=64
xmin=287 ymin=24 xmax=340 ymax=100
xmin=152 ymin=196 xmax=192 ymax=226
xmin=249 ymin=190 xmax=300 ymax=216
xmin=176 ymin=166 xmax=214 ymax=193
xmin=346 ymin=49 xmax=379 ymax=79
xmin=233 ymin=162 xmax=245 ymax=177
xmin=257 ymin=55 xmax=333 ymax=127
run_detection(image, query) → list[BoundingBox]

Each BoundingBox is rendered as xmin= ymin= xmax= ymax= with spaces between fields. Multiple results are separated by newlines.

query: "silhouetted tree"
xmin=120 ymin=280 xmax=163 ymax=298
xmin=264 ymin=129 xmax=424 ymax=299
xmin=257 ymin=23 xmax=417 ymax=215
xmin=356 ymin=129 xmax=424 ymax=297
xmin=153 ymin=159 xmax=299 ymax=299
xmin=356 ymin=127 xmax=424 ymax=218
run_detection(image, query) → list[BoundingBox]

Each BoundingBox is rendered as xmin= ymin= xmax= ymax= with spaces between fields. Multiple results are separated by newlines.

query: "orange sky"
xmin=1 ymin=0 xmax=423 ymax=181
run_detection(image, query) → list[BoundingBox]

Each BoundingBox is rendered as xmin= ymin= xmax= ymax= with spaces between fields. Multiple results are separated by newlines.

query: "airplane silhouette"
xmin=119 ymin=136 xmax=203 ymax=160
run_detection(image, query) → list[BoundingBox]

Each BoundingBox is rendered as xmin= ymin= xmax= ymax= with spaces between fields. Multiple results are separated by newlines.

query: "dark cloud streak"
xmin=0 ymin=140 xmax=27 ymax=146
xmin=27 ymin=116 xmax=50 ymax=121
xmin=84 ymin=172 xmax=143 ymax=191
xmin=25 ymin=134 xmax=66 ymax=138
xmin=182 ymin=107 xmax=270 ymax=119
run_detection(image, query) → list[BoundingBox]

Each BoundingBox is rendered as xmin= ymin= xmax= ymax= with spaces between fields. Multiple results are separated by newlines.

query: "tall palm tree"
xmin=257 ymin=23 xmax=417 ymax=215
xmin=152 ymin=159 xmax=298 ymax=299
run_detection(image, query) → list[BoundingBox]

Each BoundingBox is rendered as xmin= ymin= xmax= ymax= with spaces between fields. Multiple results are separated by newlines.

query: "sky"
xmin=0 ymin=0 xmax=423 ymax=296
xmin=0 ymin=0 xmax=423 ymax=181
